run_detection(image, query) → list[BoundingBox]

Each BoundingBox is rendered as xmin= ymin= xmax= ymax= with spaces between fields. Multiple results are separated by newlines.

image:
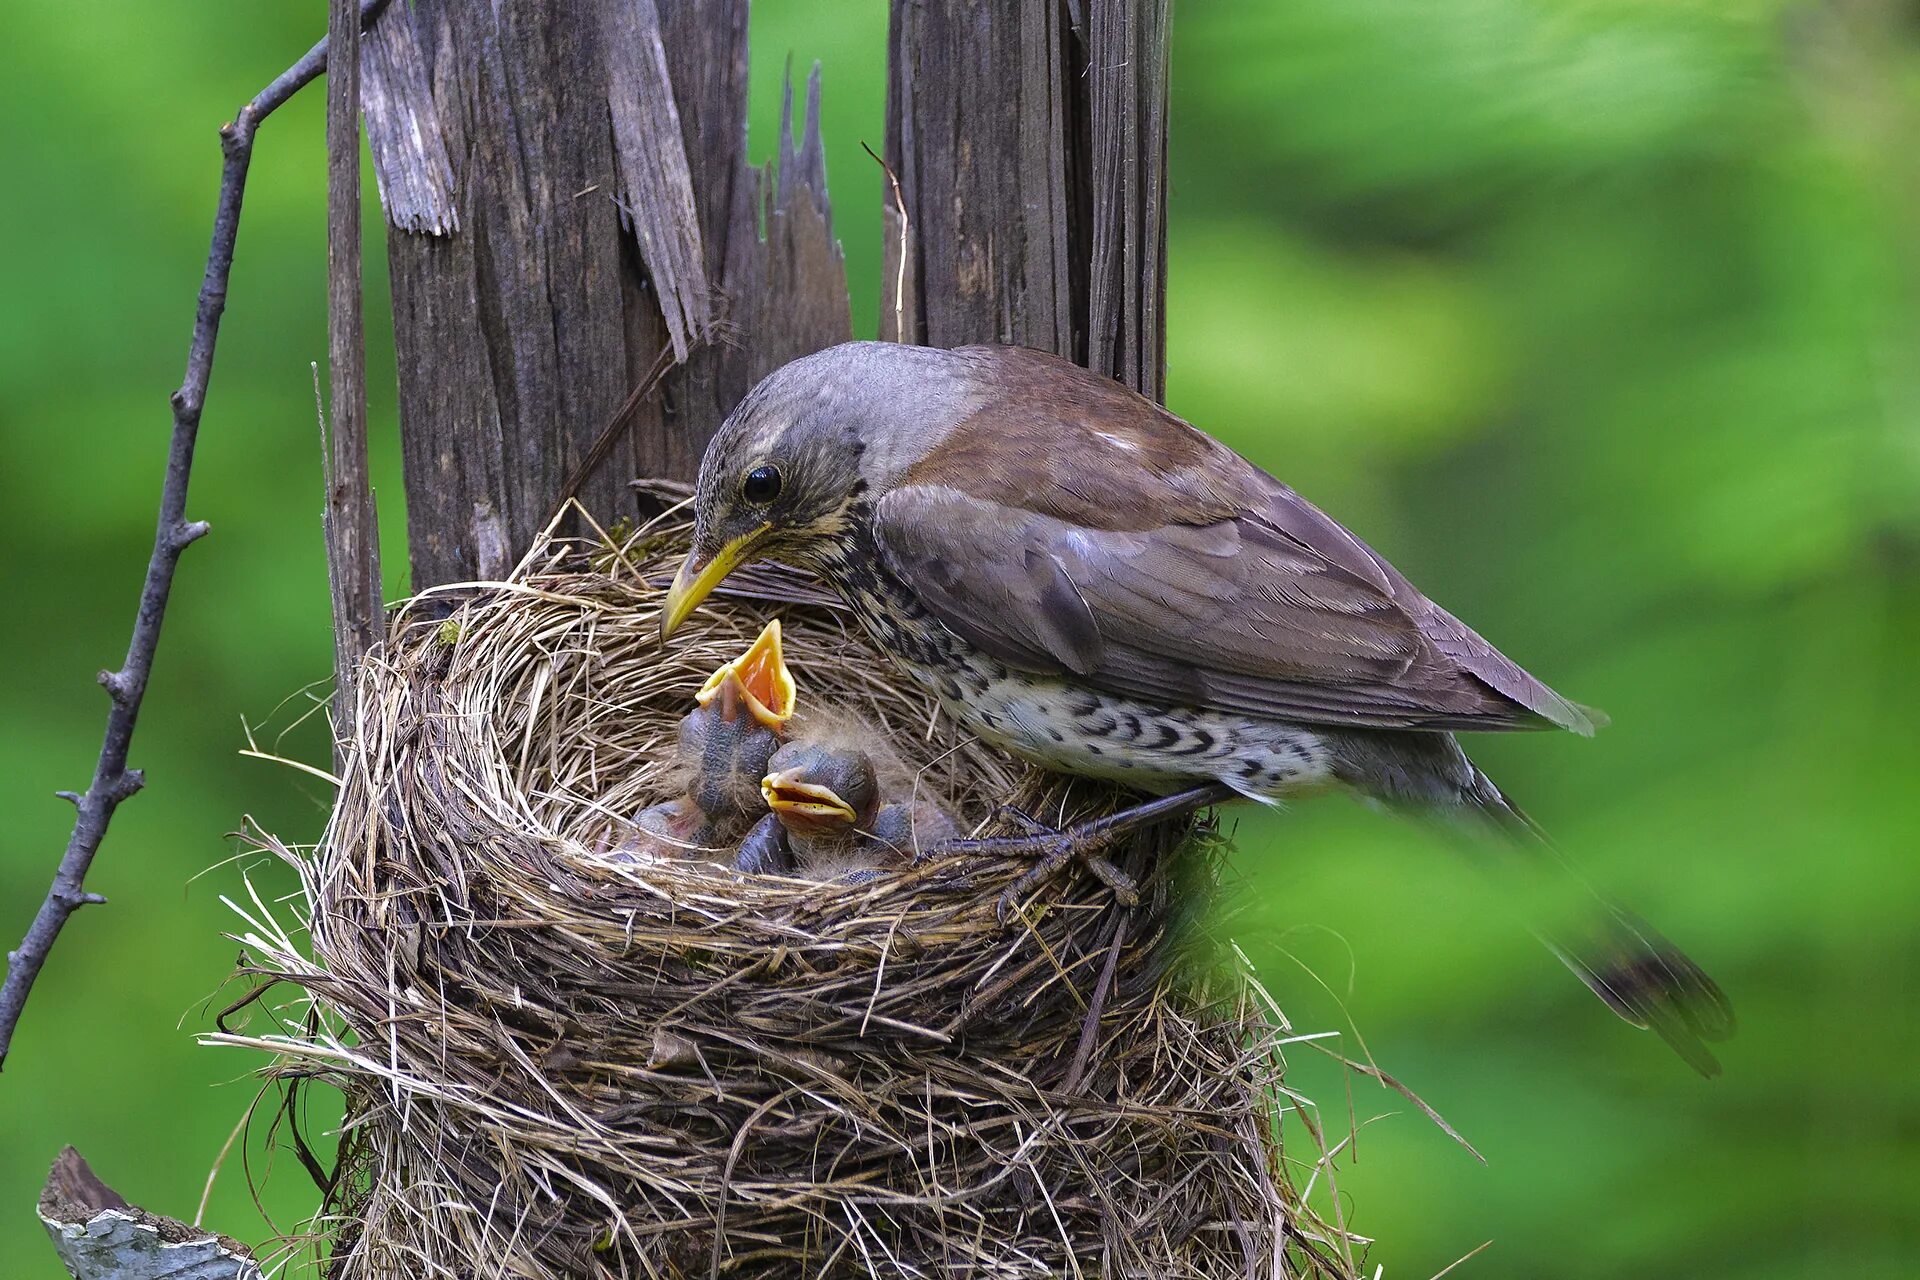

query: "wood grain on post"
xmin=325 ymin=0 xmax=381 ymax=724
xmin=360 ymin=0 xmax=849 ymax=590
xmin=885 ymin=0 xmax=1172 ymax=402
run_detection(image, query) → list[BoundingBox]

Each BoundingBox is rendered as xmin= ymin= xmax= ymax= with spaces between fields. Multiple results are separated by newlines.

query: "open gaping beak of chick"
xmin=695 ymin=620 xmax=796 ymax=730
xmin=760 ymin=770 xmax=861 ymax=837
xmin=759 ymin=742 xmax=880 ymax=840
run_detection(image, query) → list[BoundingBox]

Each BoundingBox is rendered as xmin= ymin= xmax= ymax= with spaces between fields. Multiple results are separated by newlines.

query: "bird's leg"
xmin=935 ymin=783 xmax=1239 ymax=921
xmin=988 ymin=802 xmax=1049 ymax=835
xmin=1003 ymin=838 xmax=1135 ymax=913
xmin=1039 ymin=782 xmax=1239 ymax=848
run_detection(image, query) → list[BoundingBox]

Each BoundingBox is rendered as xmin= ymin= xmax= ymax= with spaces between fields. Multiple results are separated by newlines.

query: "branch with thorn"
xmin=0 ymin=0 xmax=393 ymax=1073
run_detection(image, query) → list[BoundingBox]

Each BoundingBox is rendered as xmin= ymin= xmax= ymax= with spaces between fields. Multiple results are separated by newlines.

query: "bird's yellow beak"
xmin=695 ymin=619 xmax=796 ymax=729
xmin=661 ymin=525 xmax=770 ymax=641
xmin=760 ymin=770 xmax=859 ymax=829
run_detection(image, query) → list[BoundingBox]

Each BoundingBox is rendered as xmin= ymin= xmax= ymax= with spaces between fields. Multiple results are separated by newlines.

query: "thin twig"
xmin=325 ymin=0 xmax=383 ymax=745
xmin=1062 ymin=910 xmax=1126 ymax=1094
xmin=0 ymin=0 xmax=394 ymax=1073
xmin=862 ymin=140 xmax=911 ymax=343
xmin=547 ymin=343 xmax=678 ymax=524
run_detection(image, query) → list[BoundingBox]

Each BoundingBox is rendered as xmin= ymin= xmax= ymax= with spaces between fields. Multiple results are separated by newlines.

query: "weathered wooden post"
xmin=362 ymin=0 xmax=1171 ymax=586
xmin=324 ymin=4 xmax=1239 ymax=1276
xmin=361 ymin=0 xmax=850 ymax=588
xmin=883 ymin=0 xmax=1171 ymax=398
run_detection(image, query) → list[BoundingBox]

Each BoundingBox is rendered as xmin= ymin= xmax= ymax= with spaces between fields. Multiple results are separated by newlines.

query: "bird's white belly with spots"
xmin=916 ymin=655 xmax=1335 ymax=802
xmin=838 ymin=577 xmax=1335 ymax=800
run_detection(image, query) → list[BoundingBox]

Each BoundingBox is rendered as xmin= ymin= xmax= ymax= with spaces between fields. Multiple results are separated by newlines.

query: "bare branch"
xmin=0 ymin=0 xmax=393 ymax=1073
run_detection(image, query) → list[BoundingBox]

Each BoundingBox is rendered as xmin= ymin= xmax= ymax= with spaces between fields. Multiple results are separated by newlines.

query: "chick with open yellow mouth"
xmin=747 ymin=739 xmax=955 ymax=881
xmin=610 ymin=621 xmax=797 ymax=860
xmin=744 ymin=741 xmax=889 ymax=881
xmin=677 ymin=620 xmax=796 ymax=838
xmin=763 ymin=742 xmax=878 ymax=838
xmin=693 ymin=619 xmax=797 ymax=730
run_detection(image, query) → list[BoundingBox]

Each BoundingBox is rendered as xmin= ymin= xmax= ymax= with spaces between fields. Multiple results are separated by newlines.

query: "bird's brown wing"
xmin=872 ymin=476 xmax=1599 ymax=735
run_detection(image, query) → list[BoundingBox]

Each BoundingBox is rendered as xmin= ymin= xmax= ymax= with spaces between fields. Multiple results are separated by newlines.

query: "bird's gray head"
xmin=661 ymin=342 xmax=985 ymax=637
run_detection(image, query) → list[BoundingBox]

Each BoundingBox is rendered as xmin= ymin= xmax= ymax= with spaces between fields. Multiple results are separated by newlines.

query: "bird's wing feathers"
xmin=878 ymin=491 xmax=1107 ymax=677
xmin=876 ymin=375 xmax=1596 ymax=733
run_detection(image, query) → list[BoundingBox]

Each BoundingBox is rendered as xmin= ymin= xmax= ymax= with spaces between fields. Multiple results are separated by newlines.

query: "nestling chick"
xmin=695 ymin=620 xmax=798 ymax=729
xmin=605 ymin=796 xmax=711 ymax=862
xmin=866 ymin=798 xmax=957 ymax=859
xmin=733 ymin=812 xmax=793 ymax=876
xmin=759 ymin=740 xmax=900 ymax=882
xmin=676 ymin=620 xmax=797 ymax=841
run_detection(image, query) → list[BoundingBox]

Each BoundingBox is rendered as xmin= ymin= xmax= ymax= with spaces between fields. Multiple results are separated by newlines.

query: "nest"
xmin=224 ymin=507 xmax=1360 ymax=1279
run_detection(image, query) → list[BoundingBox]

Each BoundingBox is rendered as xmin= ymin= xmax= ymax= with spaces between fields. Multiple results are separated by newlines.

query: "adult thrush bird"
xmin=660 ymin=342 xmax=1734 ymax=1075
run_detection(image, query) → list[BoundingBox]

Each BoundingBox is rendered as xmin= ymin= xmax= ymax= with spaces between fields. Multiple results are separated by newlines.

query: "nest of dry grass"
xmin=219 ymin=505 xmax=1362 ymax=1279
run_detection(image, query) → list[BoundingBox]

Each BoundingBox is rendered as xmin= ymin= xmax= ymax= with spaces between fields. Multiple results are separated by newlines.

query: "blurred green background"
xmin=3 ymin=1 xmax=1915 ymax=1276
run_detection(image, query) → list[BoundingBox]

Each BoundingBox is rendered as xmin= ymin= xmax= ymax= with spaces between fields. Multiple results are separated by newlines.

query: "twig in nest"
xmin=0 ymin=0 xmax=394 ymax=1073
xmin=549 ymin=343 xmax=679 ymax=524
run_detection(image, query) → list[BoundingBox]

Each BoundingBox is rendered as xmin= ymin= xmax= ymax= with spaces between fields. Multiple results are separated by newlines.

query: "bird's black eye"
xmin=741 ymin=464 xmax=783 ymax=505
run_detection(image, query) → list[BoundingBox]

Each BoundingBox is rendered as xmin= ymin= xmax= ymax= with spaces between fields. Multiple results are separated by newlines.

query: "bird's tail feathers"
xmin=1458 ymin=768 xmax=1736 ymax=1077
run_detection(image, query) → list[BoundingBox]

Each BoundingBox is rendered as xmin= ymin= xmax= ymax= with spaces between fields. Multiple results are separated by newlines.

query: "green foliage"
xmin=1 ymin=2 xmax=1914 ymax=1277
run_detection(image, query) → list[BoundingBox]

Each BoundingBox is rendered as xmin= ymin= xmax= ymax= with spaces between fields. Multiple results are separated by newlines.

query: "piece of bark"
xmin=39 ymin=1148 xmax=260 ymax=1280
xmin=1083 ymin=0 xmax=1171 ymax=401
xmin=375 ymin=0 xmax=665 ymax=586
xmin=325 ymin=0 xmax=382 ymax=732
xmin=884 ymin=0 xmax=1076 ymax=356
xmin=722 ymin=65 xmax=852 ymax=388
xmin=656 ymin=3 xmax=852 ymax=493
xmin=357 ymin=3 xmax=458 ymax=234
xmin=598 ymin=0 xmax=713 ymax=361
